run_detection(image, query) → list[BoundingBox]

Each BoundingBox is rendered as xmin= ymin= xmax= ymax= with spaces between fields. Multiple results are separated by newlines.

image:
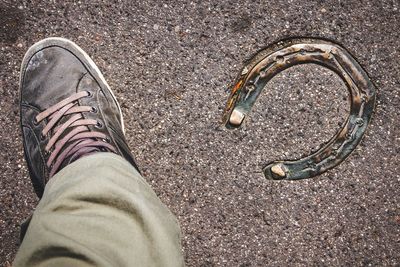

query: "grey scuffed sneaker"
xmin=19 ymin=37 xmax=140 ymax=197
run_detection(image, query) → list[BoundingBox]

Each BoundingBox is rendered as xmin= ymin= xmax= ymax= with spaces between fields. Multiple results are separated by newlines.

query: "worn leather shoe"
xmin=20 ymin=37 xmax=139 ymax=197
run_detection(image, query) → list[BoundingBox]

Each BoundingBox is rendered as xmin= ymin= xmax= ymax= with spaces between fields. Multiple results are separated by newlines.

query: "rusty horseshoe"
xmin=223 ymin=38 xmax=376 ymax=180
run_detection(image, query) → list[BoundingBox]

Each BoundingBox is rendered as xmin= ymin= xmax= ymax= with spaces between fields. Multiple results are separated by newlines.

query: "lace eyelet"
xmin=32 ymin=117 xmax=40 ymax=126
xmin=40 ymin=133 xmax=46 ymax=141
xmin=95 ymin=120 xmax=103 ymax=129
xmin=103 ymin=137 xmax=110 ymax=143
xmin=90 ymin=106 xmax=98 ymax=113
xmin=86 ymin=91 xmax=93 ymax=98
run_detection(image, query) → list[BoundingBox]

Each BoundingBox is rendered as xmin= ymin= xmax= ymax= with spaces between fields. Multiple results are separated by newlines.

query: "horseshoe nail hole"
xmin=275 ymin=55 xmax=285 ymax=63
xmin=240 ymin=64 xmax=350 ymax=170
xmin=355 ymin=118 xmax=364 ymax=126
xmin=246 ymin=84 xmax=256 ymax=92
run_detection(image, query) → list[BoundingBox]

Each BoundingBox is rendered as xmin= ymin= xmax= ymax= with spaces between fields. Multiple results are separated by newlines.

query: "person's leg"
xmin=14 ymin=153 xmax=183 ymax=266
xmin=16 ymin=37 xmax=183 ymax=266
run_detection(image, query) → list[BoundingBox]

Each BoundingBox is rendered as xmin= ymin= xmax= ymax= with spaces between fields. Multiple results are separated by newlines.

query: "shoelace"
xmin=35 ymin=91 xmax=116 ymax=177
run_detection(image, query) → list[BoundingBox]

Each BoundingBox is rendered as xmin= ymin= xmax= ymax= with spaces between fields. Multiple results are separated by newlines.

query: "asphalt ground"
xmin=0 ymin=0 xmax=399 ymax=266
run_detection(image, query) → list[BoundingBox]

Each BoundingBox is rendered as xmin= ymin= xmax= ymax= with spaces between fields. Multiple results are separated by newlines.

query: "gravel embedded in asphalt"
xmin=0 ymin=0 xmax=399 ymax=266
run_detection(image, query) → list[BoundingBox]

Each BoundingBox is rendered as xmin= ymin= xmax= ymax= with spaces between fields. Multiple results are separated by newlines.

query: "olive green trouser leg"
xmin=13 ymin=153 xmax=183 ymax=267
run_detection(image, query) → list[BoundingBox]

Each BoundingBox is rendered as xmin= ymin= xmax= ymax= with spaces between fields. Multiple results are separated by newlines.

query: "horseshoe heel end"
xmin=225 ymin=107 xmax=247 ymax=129
xmin=264 ymin=163 xmax=288 ymax=180
xmin=263 ymin=161 xmax=318 ymax=180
